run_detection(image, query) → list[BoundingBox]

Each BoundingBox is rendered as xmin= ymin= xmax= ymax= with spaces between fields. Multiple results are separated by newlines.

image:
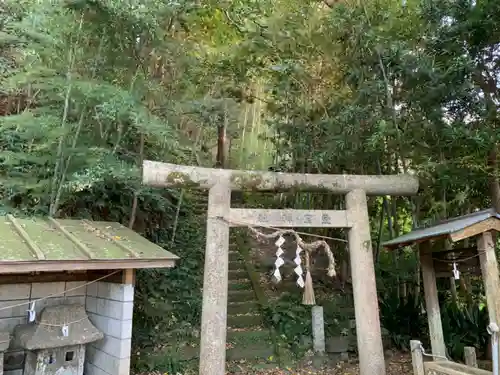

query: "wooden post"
xmin=410 ymin=340 xmax=425 ymax=375
xmin=478 ymin=231 xmax=500 ymax=362
xmin=346 ymin=189 xmax=386 ymax=375
xmin=122 ymin=269 xmax=135 ymax=285
xmin=445 ymin=240 xmax=458 ymax=305
xmin=464 ymin=346 xmax=478 ymax=368
xmin=199 ymin=183 xmax=231 ymax=375
xmin=420 ymin=246 xmax=447 ymax=360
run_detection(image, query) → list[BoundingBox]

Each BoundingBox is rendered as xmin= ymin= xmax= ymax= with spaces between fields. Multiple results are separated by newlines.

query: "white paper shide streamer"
xmin=61 ymin=324 xmax=69 ymax=337
xmin=294 ymin=244 xmax=304 ymax=288
xmin=274 ymin=236 xmax=285 ymax=282
xmin=452 ymin=262 xmax=460 ymax=280
xmin=27 ymin=301 xmax=36 ymax=323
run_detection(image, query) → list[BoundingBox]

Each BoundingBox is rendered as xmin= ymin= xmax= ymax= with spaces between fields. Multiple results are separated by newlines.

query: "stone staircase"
xmin=168 ymin=242 xmax=274 ymax=364
xmin=185 ymin=195 xmax=275 ymax=362
xmin=227 ymin=248 xmax=261 ymax=326
xmin=225 ymin=244 xmax=275 ymax=361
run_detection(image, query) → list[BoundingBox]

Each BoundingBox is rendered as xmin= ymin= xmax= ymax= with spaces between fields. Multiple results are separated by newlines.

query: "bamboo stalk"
xmin=49 ymin=15 xmax=84 ymax=217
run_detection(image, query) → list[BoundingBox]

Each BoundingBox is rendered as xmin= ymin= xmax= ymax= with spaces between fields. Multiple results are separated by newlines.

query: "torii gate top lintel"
xmin=143 ymin=160 xmax=419 ymax=195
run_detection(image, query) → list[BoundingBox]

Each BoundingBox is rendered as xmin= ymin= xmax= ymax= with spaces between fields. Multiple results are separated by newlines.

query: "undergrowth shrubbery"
xmin=262 ymin=293 xmax=312 ymax=357
xmin=260 ymin=289 xmax=355 ymax=359
xmin=441 ymin=301 xmax=490 ymax=360
xmin=379 ymin=290 xmax=428 ymax=350
xmin=131 ymin=193 xmax=206 ymax=372
xmin=379 ymin=288 xmax=490 ymax=361
xmin=61 ymin=182 xmax=207 ymax=373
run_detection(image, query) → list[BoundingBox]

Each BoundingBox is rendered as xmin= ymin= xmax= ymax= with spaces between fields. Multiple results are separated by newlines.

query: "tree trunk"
xmin=128 ymin=132 xmax=145 ymax=229
xmin=414 ymin=197 xmax=421 ymax=306
xmin=461 ymin=230 xmax=474 ymax=305
xmin=450 ymin=277 xmax=458 ymax=305
xmin=391 ymin=197 xmax=401 ymax=298
xmin=340 ymin=258 xmax=349 ymax=290
xmin=489 ymin=148 xmax=500 ymax=212
xmin=375 ymin=203 xmax=385 ymax=262
xmin=216 ymin=123 xmax=227 ymax=168
xmin=460 ymin=275 xmax=474 ymax=306
xmin=401 ymin=281 xmax=407 ymax=302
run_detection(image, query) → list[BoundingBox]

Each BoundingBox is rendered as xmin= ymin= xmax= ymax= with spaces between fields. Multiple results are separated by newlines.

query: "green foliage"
xmin=441 ymin=301 xmax=490 ymax=360
xmin=321 ymin=294 xmax=355 ymax=337
xmin=1 ymin=0 xmax=210 ymax=361
xmin=261 ymin=293 xmax=312 ymax=356
xmin=377 ymin=249 xmax=419 ymax=292
xmin=0 ymin=0 xmax=190 ymax=214
xmin=380 ymin=291 xmax=490 ymax=359
xmin=379 ymin=291 xmax=428 ymax=350
xmin=134 ymin=350 xmax=192 ymax=374
xmin=60 ymin=181 xmax=207 ymax=355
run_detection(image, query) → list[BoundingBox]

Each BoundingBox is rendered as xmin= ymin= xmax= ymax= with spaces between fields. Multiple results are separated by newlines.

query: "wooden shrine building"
xmin=383 ymin=209 xmax=500 ymax=360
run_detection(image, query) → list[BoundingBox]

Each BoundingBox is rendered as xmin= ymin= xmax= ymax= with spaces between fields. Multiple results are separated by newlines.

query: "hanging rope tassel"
xmin=302 ymin=252 xmax=316 ymax=306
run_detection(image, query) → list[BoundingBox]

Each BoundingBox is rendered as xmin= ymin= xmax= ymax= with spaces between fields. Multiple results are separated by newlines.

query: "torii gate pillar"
xmin=346 ymin=189 xmax=385 ymax=374
xmin=143 ymin=161 xmax=419 ymax=375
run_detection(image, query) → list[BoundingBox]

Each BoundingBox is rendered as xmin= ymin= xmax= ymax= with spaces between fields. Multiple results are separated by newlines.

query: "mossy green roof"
xmin=0 ymin=215 xmax=179 ymax=273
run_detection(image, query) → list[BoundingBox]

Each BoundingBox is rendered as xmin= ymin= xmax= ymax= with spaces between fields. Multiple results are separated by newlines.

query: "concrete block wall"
xmin=0 ymin=281 xmax=87 ymax=375
xmin=85 ymin=282 xmax=134 ymax=375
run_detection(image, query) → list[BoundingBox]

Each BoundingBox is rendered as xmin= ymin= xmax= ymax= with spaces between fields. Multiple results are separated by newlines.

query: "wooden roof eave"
xmin=384 ymin=217 xmax=500 ymax=251
xmin=383 ymin=234 xmax=448 ymax=251
xmin=0 ymin=258 xmax=177 ymax=274
xmin=382 ymin=209 xmax=500 ymax=250
xmin=448 ymin=217 xmax=500 ymax=242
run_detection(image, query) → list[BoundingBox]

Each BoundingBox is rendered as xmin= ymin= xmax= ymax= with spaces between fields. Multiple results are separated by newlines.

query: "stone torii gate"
xmin=142 ymin=161 xmax=419 ymax=375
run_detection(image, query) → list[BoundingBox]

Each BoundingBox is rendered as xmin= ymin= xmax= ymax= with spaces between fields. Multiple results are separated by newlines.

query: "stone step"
xmin=226 ymin=362 xmax=278 ymax=373
xmin=227 ymin=329 xmax=271 ymax=344
xmin=228 ymin=314 xmax=263 ymax=329
xmin=325 ymin=336 xmax=350 ymax=353
xmin=229 ymin=252 xmax=241 ymax=262
xmin=226 ymin=345 xmax=274 ymax=361
xmin=229 ymin=261 xmax=246 ymax=271
xmin=228 ymin=269 xmax=247 ymax=280
xmin=173 ymin=343 xmax=274 ymax=362
xmin=330 ymin=307 xmax=355 ymax=319
xmin=228 ymin=290 xmax=255 ymax=303
xmin=274 ymin=280 xmax=302 ymax=289
xmin=174 ymin=346 xmax=199 ymax=360
xmin=173 ymin=345 xmax=345 ymax=365
xmin=228 ymin=301 xmax=260 ymax=315
xmin=228 ymin=280 xmax=253 ymax=291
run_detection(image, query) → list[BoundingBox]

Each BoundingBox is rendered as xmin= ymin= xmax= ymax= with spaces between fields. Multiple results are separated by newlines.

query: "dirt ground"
xmin=225 ymin=353 xmax=413 ymax=374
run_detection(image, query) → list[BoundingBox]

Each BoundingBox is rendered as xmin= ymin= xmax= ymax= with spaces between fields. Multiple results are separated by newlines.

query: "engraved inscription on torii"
xmin=228 ymin=209 xmax=350 ymax=228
